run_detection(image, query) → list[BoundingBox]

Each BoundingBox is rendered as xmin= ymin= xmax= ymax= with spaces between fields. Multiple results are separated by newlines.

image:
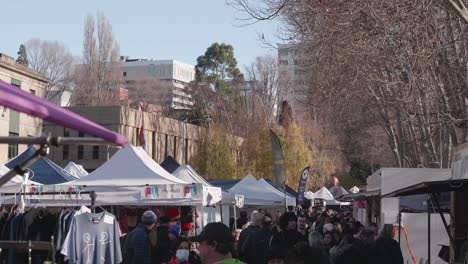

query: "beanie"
xmin=141 ymin=211 xmax=157 ymax=225
xmin=165 ymin=208 xmax=180 ymax=220
xmin=169 ymin=224 xmax=181 ymax=237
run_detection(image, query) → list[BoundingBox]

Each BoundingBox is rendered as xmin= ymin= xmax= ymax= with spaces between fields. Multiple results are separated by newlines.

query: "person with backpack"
xmin=123 ymin=210 xmax=157 ymax=264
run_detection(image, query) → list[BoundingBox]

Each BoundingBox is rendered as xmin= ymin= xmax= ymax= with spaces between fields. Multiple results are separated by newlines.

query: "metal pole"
xmin=428 ymin=207 xmax=431 ymax=264
xmin=398 ymin=210 xmax=402 ymax=245
xmin=234 ymin=204 xmax=237 ymax=230
xmin=0 ymin=144 xmax=48 ymax=188
xmin=0 ymin=136 xmax=116 ymax=146
xmin=183 ymin=119 xmax=187 ymax=164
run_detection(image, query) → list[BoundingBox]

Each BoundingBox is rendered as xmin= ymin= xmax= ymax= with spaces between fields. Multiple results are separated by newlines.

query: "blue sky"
xmin=1 ymin=0 xmax=281 ymax=70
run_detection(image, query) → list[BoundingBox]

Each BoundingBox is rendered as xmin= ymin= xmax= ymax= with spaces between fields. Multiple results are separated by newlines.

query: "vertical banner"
xmin=297 ymin=166 xmax=310 ymax=205
xmin=269 ymin=130 xmax=286 ymax=190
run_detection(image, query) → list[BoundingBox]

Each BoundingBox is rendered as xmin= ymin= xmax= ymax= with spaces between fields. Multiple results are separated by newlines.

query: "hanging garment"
xmin=61 ymin=211 xmax=122 ymax=264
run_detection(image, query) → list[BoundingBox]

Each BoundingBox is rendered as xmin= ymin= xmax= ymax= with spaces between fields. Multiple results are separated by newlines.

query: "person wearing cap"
xmin=124 ymin=210 xmax=157 ymax=264
xmin=190 ymin=222 xmax=243 ymax=264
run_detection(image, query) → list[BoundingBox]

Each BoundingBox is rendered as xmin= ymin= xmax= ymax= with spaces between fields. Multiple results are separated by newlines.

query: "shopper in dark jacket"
xmin=375 ymin=224 xmax=403 ymax=264
xmin=237 ymin=211 xmax=263 ymax=259
xmin=242 ymin=213 xmax=273 ymax=264
xmin=124 ymin=211 xmax=157 ymax=264
xmin=155 ymin=216 xmax=172 ymax=263
xmin=270 ymin=212 xmax=304 ymax=257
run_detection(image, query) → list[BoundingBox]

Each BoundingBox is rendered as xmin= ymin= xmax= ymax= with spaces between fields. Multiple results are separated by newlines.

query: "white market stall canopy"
xmin=367 ymin=168 xmax=452 ymax=197
xmin=313 ymin=187 xmax=335 ymax=200
xmin=227 ymin=175 xmax=296 ymax=207
xmin=64 ymin=162 xmax=88 ymax=179
xmin=304 ymin=191 xmax=314 ymax=200
xmin=172 ymin=164 xmax=222 ymax=206
xmin=34 ymin=145 xmax=211 ymax=206
xmin=0 ymin=163 xmax=40 ymax=193
xmin=329 ymin=185 xmax=349 ymax=197
xmin=350 ymin=186 xmax=360 ymax=194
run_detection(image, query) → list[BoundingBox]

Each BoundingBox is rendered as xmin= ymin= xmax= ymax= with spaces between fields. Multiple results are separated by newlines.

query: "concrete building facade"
xmin=0 ymin=53 xmax=48 ymax=163
xmin=121 ymin=59 xmax=195 ymax=110
xmin=277 ymin=43 xmax=311 ymax=125
xmin=43 ymin=106 xmax=204 ymax=171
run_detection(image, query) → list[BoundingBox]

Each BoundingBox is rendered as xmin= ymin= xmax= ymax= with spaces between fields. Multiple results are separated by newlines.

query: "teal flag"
xmin=269 ymin=130 xmax=286 ymax=190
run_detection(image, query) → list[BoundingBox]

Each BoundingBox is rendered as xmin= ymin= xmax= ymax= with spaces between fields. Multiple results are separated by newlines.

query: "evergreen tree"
xmin=16 ymin=44 xmax=28 ymax=66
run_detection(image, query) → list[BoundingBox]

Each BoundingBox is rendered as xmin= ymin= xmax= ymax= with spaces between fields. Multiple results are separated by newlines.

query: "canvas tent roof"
xmin=329 ymin=185 xmax=349 ymax=198
xmin=64 ymin=144 xmax=187 ymax=186
xmin=350 ymin=186 xmax=360 ymax=194
xmin=227 ymin=175 xmax=296 ymax=207
xmin=313 ymin=187 xmax=335 ymax=201
xmin=304 ymin=191 xmax=315 ymax=200
xmin=0 ymin=163 xmax=40 ymax=193
xmin=172 ymin=164 xmax=222 ymax=205
xmin=6 ymin=146 xmax=76 ymax=184
xmin=160 ymin=156 xmax=181 ymax=174
xmin=64 ymin=162 xmax=88 ymax=179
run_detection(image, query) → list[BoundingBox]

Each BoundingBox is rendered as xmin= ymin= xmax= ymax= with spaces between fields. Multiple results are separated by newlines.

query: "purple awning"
xmin=0 ymin=80 xmax=126 ymax=146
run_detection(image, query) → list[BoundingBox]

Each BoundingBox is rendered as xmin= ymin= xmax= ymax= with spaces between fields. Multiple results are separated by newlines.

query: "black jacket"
xmin=270 ymin=230 xmax=304 ymax=256
xmin=125 ymin=224 xmax=152 ymax=264
xmin=242 ymin=227 xmax=273 ymax=264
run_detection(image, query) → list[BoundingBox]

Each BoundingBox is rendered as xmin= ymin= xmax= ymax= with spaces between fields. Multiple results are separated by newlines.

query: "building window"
xmin=7 ymin=132 xmax=18 ymax=159
xmin=63 ymin=145 xmax=69 ymax=160
xmin=92 ymin=146 xmax=99 ymax=159
xmin=78 ymin=132 xmax=84 ymax=137
xmin=78 ymin=146 xmax=84 ymax=160
xmin=10 ymin=79 xmax=21 ymax=87
xmin=64 ymin=129 xmax=69 ymax=137
xmin=29 ymin=89 xmax=36 ymax=95
xmin=123 ymin=72 xmax=127 ymax=77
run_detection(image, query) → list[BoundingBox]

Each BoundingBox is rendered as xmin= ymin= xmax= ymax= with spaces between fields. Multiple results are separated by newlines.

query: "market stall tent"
xmin=64 ymin=162 xmax=88 ymax=179
xmin=227 ymin=175 xmax=296 ymax=207
xmin=172 ymin=164 xmax=225 ymax=226
xmin=37 ymin=144 xmax=213 ymax=206
xmin=6 ymin=146 xmax=76 ymax=184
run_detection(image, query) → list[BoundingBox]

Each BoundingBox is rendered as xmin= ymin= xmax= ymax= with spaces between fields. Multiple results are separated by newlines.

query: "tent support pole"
xmin=233 ymin=204 xmax=237 ymax=230
xmin=398 ymin=210 xmax=402 ymax=245
xmin=431 ymin=192 xmax=455 ymax=246
xmin=0 ymin=143 xmax=48 ymax=188
xmin=428 ymin=201 xmax=431 ymax=264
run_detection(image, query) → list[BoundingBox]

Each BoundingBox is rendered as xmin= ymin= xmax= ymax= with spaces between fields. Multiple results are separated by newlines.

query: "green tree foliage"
xmin=16 ymin=44 xmax=28 ymax=66
xmin=195 ymin=42 xmax=244 ymax=95
xmin=191 ymin=126 xmax=238 ymax=180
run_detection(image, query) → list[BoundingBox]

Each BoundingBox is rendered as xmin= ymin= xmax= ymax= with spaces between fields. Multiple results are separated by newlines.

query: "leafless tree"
xmin=71 ymin=12 xmax=122 ymax=106
xmin=126 ymin=77 xmax=173 ymax=115
xmin=244 ymin=55 xmax=281 ymax=124
xmin=25 ymin=38 xmax=74 ymax=102
xmin=230 ymin=0 xmax=468 ymax=171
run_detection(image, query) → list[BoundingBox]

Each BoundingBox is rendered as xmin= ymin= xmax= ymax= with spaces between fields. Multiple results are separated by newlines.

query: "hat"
xmin=190 ymin=222 xmax=233 ymax=243
xmin=169 ymin=224 xmax=181 ymax=237
xmin=141 ymin=211 xmax=157 ymax=225
xmin=165 ymin=208 xmax=180 ymax=220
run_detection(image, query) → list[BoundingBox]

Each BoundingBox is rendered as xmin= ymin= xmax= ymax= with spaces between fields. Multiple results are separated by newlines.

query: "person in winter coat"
xmin=307 ymin=231 xmax=330 ymax=264
xmin=241 ymin=213 xmax=273 ymax=264
xmin=374 ymin=224 xmax=403 ymax=264
xmin=124 ymin=211 xmax=157 ymax=264
xmin=270 ymin=212 xmax=304 ymax=257
xmin=237 ymin=211 xmax=263 ymax=259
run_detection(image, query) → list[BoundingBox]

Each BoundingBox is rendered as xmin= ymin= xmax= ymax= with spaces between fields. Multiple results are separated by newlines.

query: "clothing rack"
xmin=0 ymin=191 xmax=97 ymax=207
xmin=0 ymin=236 xmax=55 ymax=264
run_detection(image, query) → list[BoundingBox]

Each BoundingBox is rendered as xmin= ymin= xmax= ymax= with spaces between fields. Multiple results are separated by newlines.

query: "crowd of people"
xmin=121 ymin=207 xmax=404 ymax=264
